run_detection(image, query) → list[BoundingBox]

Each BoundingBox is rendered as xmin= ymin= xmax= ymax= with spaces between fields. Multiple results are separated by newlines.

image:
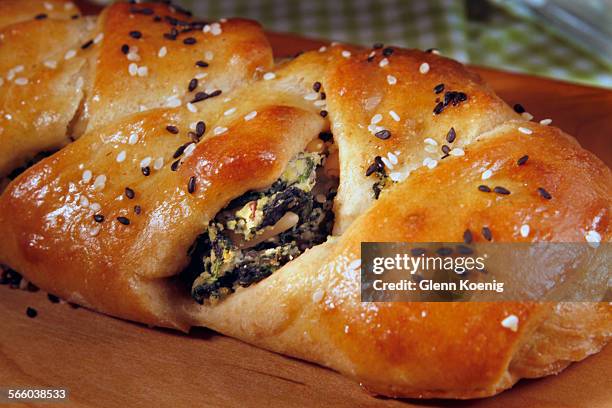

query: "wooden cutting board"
xmin=1 ymin=31 xmax=611 ymax=408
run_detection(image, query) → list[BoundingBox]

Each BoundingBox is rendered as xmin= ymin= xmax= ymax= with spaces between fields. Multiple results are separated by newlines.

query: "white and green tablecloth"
xmin=173 ymin=0 xmax=611 ymax=88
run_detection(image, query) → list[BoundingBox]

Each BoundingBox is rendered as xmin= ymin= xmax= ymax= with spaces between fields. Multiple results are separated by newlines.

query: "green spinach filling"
xmin=189 ymin=151 xmax=336 ymax=303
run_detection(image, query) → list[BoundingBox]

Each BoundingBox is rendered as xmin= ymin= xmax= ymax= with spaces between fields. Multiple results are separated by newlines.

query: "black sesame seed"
xmin=183 ymin=37 xmax=197 ymax=45
xmin=141 ymin=166 xmax=150 ymax=176
xmin=71 ymin=14 xmax=79 ymax=19
xmin=313 ymin=81 xmax=322 ymax=92
xmin=446 ymin=127 xmax=456 ymax=143
xmin=374 ymin=129 xmax=391 ymax=140
xmin=81 ymin=39 xmax=94 ymax=49
xmin=463 ymin=229 xmax=473 ymax=244
xmin=188 ymin=176 xmax=196 ymax=194
xmin=93 ymin=214 xmax=105 ymax=223
xmin=318 ymin=131 xmax=333 ymax=142
xmin=47 ymin=293 xmax=60 ymax=303
xmin=153 ymin=15 xmax=162 ymax=22
xmin=117 ymin=216 xmax=130 ymax=225
xmin=171 ymin=160 xmax=180 ymax=171
xmin=121 ymin=44 xmax=130 ymax=54
xmin=513 ymin=103 xmax=525 ymax=114
xmin=537 ymin=187 xmax=552 ymax=200
xmin=441 ymin=145 xmax=450 ymax=154
xmin=173 ymin=143 xmax=189 ymax=158
xmin=478 ymin=185 xmax=491 ymax=193
xmin=433 ymin=101 xmax=444 ymax=115
xmin=320 ymin=92 xmax=326 ymax=100
xmin=434 ymin=83 xmax=445 ymax=94
xmin=196 ymin=121 xmax=206 ymax=137
xmin=129 ymin=30 xmax=142 ymax=39
xmin=195 ymin=60 xmax=209 ymax=68
xmin=166 ymin=125 xmax=179 ymax=134
xmin=35 ymin=13 xmax=47 ymax=20
xmin=373 ymin=42 xmax=384 ymax=49
xmin=493 ymin=186 xmax=511 ymax=195
xmin=320 ymin=110 xmax=328 ymax=117
xmin=517 ymin=155 xmax=529 ymax=166
xmin=26 ymin=307 xmax=37 ymax=318
xmin=382 ymin=47 xmax=394 ymax=57
xmin=411 ymin=247 xmax=426 ymax=256
xmin=367 ymin=54 xmax=375 ymax=62
xmin=482 ymin=227 xmax=492 ymax=241
xmin=425 ymin=48 xmax=438 ymax=53
xmin=163 ymin=32 xmax=177 ymax=40
xmin=134 ymin=205 xmax=141 ymax=215
xmin=208 ymin=89 xmax=222 ymax=98
xmin=125 ymin=187 xmax=135 ymax=199
xmin=191 ymin=92 xmax=208 ymax=103
xmin=188 ymin=78 xmax=198 ymax=92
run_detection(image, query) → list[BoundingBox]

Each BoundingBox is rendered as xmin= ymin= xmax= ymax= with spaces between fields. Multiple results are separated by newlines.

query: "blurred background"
xmin=86 ymin=0 xmax=612 ymax=88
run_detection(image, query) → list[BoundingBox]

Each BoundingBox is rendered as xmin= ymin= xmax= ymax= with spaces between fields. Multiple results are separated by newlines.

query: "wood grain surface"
xmin=1 ymin=29 xmax=611 ymax=408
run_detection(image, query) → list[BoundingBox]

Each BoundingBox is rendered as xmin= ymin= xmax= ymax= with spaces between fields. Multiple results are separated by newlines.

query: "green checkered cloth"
xmin=173 ymin=0 xmax=611 ymax=88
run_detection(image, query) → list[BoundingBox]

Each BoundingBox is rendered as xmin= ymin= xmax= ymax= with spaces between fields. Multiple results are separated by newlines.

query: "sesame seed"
xmin=513 ymin=103 xmax=525 ymax=114
xmin=140 ymin=157 xmax=152 ymax=168
xmin=82 ymin=170 xmax=92 ymax=183
xmin=313 ymin=81 xmax=322 ymax=92
xmin=501 ymin=315 xmax=519 ymax=332
xmin=481 ymin=169 xmax=492 ymax=180
xmin=263 ymin=72 xmax=276 ymax=80
xmin=382 ymin=47 xmax=394 ymax=57
xmin=379 ymin=58 xmax=389 ymax=67
xmin=195 ymin=60 xmax=208 ymax=68
xmin=128 ymin=63 xmax=138 ymax=76
xmin=14 ymin=77 xmax=28 ymax=86
xmin=187 ymin=102 xmax=197 ymax=113
xmin=341 ymin=50 xmax=351 ymax=58
xmin=125 ymin=187 xmax=135 ymax=199
xmin=434 ymin=83 xmax=445 ymax=94
xmin=134 ymin=205 xmax=141 ymax=215
xmin=158 ymin=46 xmax=167 ymax=58
xmin=318 ymin=46 xmax=327 ymax=52
xmin=210 ymin=23 xmax=222 ymax=36
xmin=244 ymin=111 xmax=257 ymax=121
xmin=166 ymin=125 xmax=179 ymax=134
xmin=517 ymin=155 xmax=529 ymax=165
xmin=153 ymin=157 xmax=164 ymax=170
xmin=196 ymin=121 xmax=206 ymax=136
xmin=387 ymin=152 xmax=399 ymax=165
xmin=482 ymin=227 xmax=492 ymax=241
xmin=520 ymin=224 xmax=530 ymax=238
xmin=449 ymin=148 xmax=465 ymax=157
xmin=304 ymin=92 xmax=319 ymax=101
xmin=117 ymin=216 xmax=130 ymax=225
xmin=128 ymin=133 xmax=138 ymax=144
xmin=381 ymin=156 xmax=393 ymax=169
xmin=522 ymin=112 xmax=534 ymax=120
xmin=446 ymin=127 xmax=456 ymax=143
xmin=540 ymin=118 xmax=552 ymax=125
xmin=433 ymin=102 xmax=444 ymax=115
xmin=35 ymin=13 xmax=48 ymax=20
xmin=463 ymin=229 xmax=473 ymax=244
xmin=171 ymin=160 xmax=180 ymax=171
xmin=129 ymin=31 xmax=142 ymax=39
xmin=93 ymin=33 xmax=104 ymax=44
xmin=121 ymin=44 xmax=130 ymax=55
xmin=320 ymin=110 xmax=328 ymax=117
xmin=188 ymin=78 xmax=198 ymax=92
xmin=494 ymin=186 xmax=511 ymax=195
xmin=423 ymin=157 xmax=438 ymax=169
xmin=419 ymin=62 xmax=430 ymax=74
xmin=141 ymin=166 xmax=150 ymax=176
xmin=518 ymin=127 xmax=533 ymax=135
xmin=43 ymin=60 xmax=57 ymax=69
xmin=375 ymin=129 xmax=391 ymax=140
xmin=93 ymin=214 xmax=105 ymax=223
xmin=26 ymin=307 xmax=38 ymax=318
xmin=166 ymin=96 xmax=181 ymax=108
xmin=371 ymin=113 xmax=382 ymax=124
xmin=424 ymin=138 xmax=438 ymax=146
xmin=188 ymin=176 xmax=196 ymax=193
xmin=205 ymin=51 xmax=214 ymax=60
xmin=81 ymin=39 xmax=94 ymax=49
xmin=183 ymin=37 xmax=196 ymax=45
xmin=537 ymin=187 xmax=552 ymax=200
xmin=213 ymin=126 xmax=228 ymax=136
xmin=478 ymin=185 xmax=491 ymax=193
xmin=386 ymin=75 xmax=397 ymax=85
xmin=389 ymin=110 xmax=400 ymax=122
xmin=137 ymin=66 xmax=148 ymax=77
xmin=89 ymin=203 xmax=101 ymax=212
xmin=585 ymin=230 xmax=601 ymax=248
xmin=93 ymin=175 xmax=107 ymax=190
xmin=116 ymin=150 xmax=127 ymax=163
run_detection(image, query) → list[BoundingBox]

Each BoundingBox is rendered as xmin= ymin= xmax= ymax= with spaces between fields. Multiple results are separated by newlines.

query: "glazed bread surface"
xmin=0 ymin=1 xmax=610 ymax=400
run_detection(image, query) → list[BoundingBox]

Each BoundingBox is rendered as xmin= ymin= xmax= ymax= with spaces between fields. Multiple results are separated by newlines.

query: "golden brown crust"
xmin=0 ymin=2 xmax=610 ymax=400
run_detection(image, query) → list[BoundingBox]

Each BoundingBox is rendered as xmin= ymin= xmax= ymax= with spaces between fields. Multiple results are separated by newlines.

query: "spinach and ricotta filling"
xmin=189 ymin=151 xmax=336 ymax=303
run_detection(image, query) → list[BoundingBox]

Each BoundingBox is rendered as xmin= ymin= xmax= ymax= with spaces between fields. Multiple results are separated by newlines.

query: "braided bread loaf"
xmin=0 ymin=1 xmax=609 ymax=399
